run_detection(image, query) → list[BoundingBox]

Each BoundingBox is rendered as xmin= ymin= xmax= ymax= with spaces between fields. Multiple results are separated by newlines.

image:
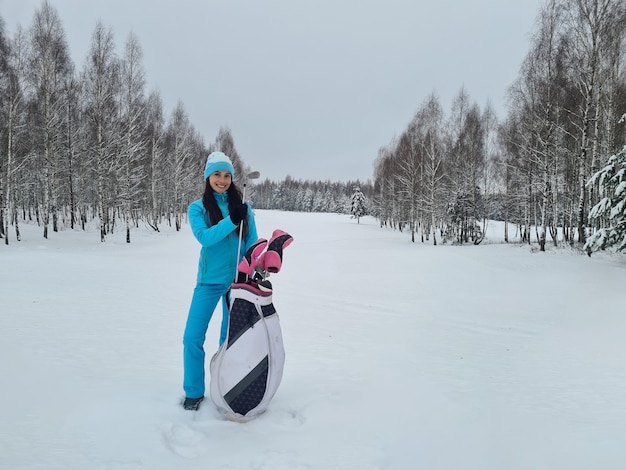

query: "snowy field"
xmin=1 ymin=210 xmax=626 ymax=470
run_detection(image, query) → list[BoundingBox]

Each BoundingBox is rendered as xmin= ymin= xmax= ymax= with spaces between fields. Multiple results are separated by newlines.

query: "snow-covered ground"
xmin=1 ymin=210 xmax=625 ymax=470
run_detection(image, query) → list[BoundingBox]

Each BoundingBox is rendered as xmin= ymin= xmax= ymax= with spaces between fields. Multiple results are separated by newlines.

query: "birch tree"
xmin=0 ymin=16 xmax=10 ymax=241
xmin=61 ymin=72 xmax=82 ymax=230
xmin=565 ymin=0 xmax=617 ymax=244
xmin=496 ymin=117 xmax=520 ymax=243
xmin=415 ymin=93 xmax=445 ymax=245
xmin=145 ymin=90 xmax=165 ymax=231
xmin=372 ymin=146 xmax=397 ymax=229
xmin=82 ymin=21 xmax=119 ymax=242
xmin=510 ymin=0 xmax=569 ymax=250
xmin=165 ymin=102 xmax=194 ymax=231
xmin=599 ymin=4 xmax=626 ymax=158
xmin=395 ymin=131 xmax=421 ymax=242
xmin=1 ymin=27 xmax=29 ymax=244
xmin=446 ymin=89 xmax=486 ymax=244
xmin=28 ymin=0 xmax=72 ymax=238
xmin=119 ymin=32 xmax=147 ymax=243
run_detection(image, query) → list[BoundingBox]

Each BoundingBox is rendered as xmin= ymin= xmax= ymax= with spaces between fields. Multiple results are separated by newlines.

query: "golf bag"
xmin=209 ymin=230 xmax=293 ymax=421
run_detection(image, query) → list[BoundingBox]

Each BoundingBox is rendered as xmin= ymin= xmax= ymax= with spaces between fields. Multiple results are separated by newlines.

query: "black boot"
xmin=182 ymin=396 xmax=204 ymax=411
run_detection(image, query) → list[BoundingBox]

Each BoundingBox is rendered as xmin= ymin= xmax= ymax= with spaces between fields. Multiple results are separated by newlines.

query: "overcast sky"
xmin=1 ymin=0 xmax=544 ymax=182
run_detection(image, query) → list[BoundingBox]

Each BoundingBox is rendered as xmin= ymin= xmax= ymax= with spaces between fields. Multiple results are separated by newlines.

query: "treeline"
xmin=2 ymin=0 xmax=625 ymax=253
xmin=251 ymin=177 xmax=373 ymax=214
xmin=0 ymin=1 xmax=221 ymax=244
xmin=0 ymin=2 xmax=370 ymax=245
xmin=372 ymin=0 xmax=626 ymax=250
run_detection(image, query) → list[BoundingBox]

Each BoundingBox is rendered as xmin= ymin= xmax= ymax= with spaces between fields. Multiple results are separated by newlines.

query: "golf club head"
xmin=246 ymin=171 xmax=261 ymax=180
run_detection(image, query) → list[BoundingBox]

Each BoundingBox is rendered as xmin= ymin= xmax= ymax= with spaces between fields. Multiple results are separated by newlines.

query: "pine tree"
xmin=350 ymin=186 xmax=366 ymax=223
xmin=585 ymin=118 xmax=626 ymax=255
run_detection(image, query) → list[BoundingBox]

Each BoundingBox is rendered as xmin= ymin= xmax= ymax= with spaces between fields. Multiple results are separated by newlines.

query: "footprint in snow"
xmin=272 ymin=408 xmax=306 ymax=428
xmin=161 ymin=422 xmax=209 ymax=459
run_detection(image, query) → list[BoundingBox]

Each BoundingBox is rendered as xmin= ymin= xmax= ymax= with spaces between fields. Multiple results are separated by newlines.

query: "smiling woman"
xmin=181 ymin=151 xmax=259 ymax=410
xmin=208 ymin=170 xmax=232 ymax=194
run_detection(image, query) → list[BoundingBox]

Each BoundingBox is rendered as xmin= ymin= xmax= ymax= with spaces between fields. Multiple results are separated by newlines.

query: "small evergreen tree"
xmin=585 ymin=120 xmax=626 ymax=255
xmin=350 ymin=186 xmax=367 ymax=223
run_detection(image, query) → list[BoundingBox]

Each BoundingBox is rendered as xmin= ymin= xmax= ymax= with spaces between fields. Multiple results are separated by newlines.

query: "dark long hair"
xmin=202 ymin=180 xmax=248 ymax=237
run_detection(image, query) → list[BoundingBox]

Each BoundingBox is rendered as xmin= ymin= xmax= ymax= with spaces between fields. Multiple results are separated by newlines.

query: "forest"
xmin=1 ymin=0 xmax=625 ymax=254
xmin=371 ymin=0 xmax=626 ymax=252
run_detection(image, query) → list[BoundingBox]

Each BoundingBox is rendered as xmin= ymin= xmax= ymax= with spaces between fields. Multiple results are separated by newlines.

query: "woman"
xmin=182 ymin=151 xmax=258 ymax=411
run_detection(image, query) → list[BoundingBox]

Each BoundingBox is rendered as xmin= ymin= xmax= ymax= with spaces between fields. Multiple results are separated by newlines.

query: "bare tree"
xmin=414 ymin=93 xmax=445 ymax=245
xmin=28 ymin=0 xmax=72 ymax=238
xmin=395 ymin=130 xmax=422 ymax=242
xmin=61 ymin=71 xmax=82 ymax=230
xmin=564 ymin=0 xmax=619 ymax=244
xmin=510 ymin=0 xmax=569 ymax=250
xmin=119 ymin=32 xmax=147 ymax=243
xmin=496 ymin=117 xmax=519 ymax=243
xmin=82 ymin=21 xmax=120 ymax=242
xmin=445 ymin=88 xmax=487 ymax=244
xmin=372 ymin=146 xmax=398 ymax=229
xmin=0 ymin=16 xmax=11 ymax=242
xmin=1 ymin=25 xmax=29 ymax=244
xmin=165 ymin=101 xmax=195 ymax=231
xmin=145 ymin=89 xmax=165 ymax=231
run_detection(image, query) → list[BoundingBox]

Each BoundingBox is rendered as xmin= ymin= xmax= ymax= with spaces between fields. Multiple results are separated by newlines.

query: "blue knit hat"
xmin=204 ymin=151 xmax=235 ymax=180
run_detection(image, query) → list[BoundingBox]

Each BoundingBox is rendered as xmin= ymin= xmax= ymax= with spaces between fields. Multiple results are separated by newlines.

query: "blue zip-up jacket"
xmin=188 ymin=193 xmax=258 ymax=286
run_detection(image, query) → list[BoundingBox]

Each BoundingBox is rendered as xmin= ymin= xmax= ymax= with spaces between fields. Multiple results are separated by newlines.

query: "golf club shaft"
xmin=235 ymin=171 xmax=260 ymax=282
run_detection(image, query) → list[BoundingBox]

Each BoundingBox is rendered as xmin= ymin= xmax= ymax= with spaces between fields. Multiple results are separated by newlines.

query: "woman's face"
xmin=208 ymin=170 xmax=232 ymax=193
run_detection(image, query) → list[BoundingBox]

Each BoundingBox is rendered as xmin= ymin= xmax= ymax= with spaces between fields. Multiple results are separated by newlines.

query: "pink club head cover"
xmin=237 ymin=238 xmax=268 ymax=276
xmin=257 ymin=230 xmax=293 ymax=274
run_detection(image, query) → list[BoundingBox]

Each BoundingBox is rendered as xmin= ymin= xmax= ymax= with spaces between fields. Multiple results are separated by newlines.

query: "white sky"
xmin=1 ymin=0 xmax=544 ymax=182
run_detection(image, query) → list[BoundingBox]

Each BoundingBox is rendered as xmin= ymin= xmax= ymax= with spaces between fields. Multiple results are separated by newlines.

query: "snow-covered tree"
xmin=119 ymin=32 xmax=147 ymax=243
xmin=29 ymin=1 xmax=72 ymax=238
xmin=82 ymin=21 xmax=120 ymax=242
xmin=1 ymin=25 xmax=28 ymax=244
xmin=584 ymin=120 xmax=626 ymax=255
xmin=350 ymin=186 xmax=366 ymax=223
xmin=145 ymin=90 xmax=165 ymax=231
xmin=164 ymin=101 xmax=195 ymax=231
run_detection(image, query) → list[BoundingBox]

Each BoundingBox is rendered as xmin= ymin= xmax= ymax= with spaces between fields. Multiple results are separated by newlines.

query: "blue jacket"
xmin=188 ymin=193 xmax=258 ymax=286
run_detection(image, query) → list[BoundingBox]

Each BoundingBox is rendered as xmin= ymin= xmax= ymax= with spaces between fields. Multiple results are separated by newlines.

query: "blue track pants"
xmin=183 ymin=283 xmax=230 ymax=399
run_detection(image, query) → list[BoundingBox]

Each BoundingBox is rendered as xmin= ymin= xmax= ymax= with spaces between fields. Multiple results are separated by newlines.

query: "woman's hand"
xmin=230 ymin=203 xmax=248 ymax=225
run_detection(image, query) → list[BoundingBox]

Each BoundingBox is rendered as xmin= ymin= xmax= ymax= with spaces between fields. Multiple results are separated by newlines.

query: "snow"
xmin=2 ymin=210 xmax=626 ymax=470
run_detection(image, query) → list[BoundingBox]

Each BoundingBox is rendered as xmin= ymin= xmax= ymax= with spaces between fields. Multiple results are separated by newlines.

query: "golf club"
xmin=235 ymin=171 xmax=261 ymax=281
